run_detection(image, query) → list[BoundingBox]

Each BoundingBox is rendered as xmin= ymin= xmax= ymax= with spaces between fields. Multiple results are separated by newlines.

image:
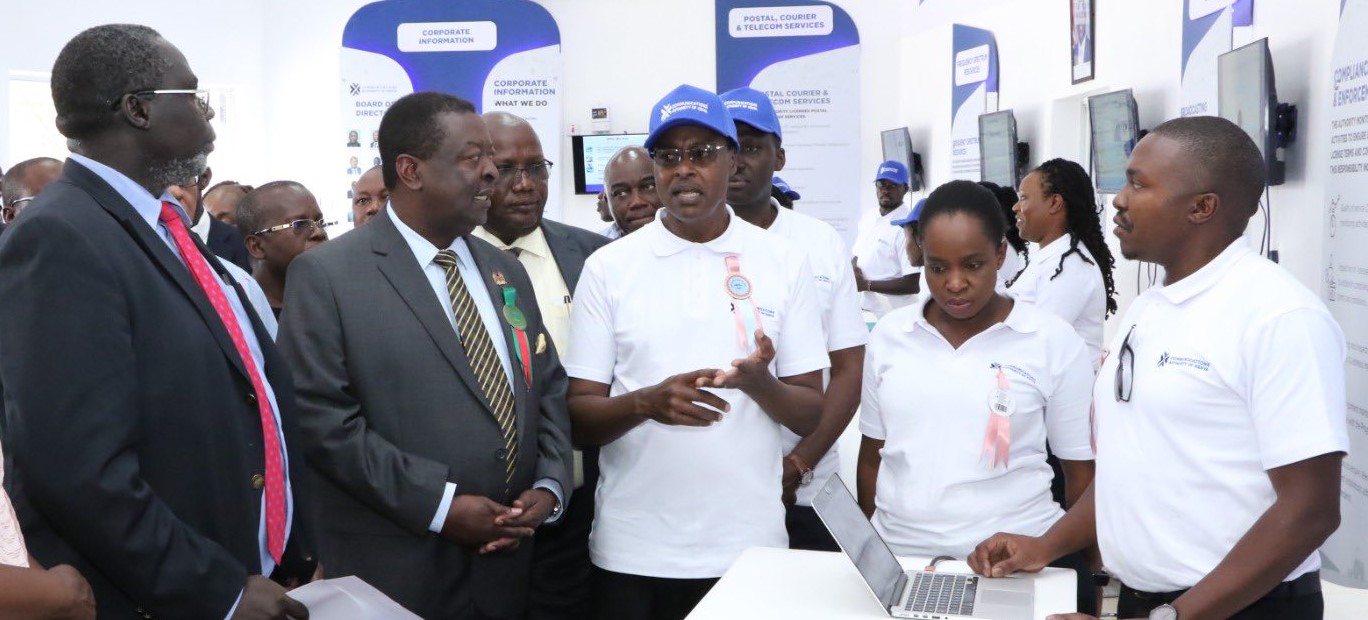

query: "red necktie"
xmin=158 ymin=202 xmax=286 ymax=565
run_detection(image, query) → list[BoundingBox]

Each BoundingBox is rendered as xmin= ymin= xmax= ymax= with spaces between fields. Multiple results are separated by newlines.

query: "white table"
xmin=687 ymin=547 xmax=1077 ymax=620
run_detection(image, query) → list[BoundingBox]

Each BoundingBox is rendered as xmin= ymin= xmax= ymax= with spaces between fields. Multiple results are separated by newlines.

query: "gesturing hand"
xmin=634 ymin=369 xmax=730 ymax=427
xmin=706 ymin=330 xmax=776 ymax=392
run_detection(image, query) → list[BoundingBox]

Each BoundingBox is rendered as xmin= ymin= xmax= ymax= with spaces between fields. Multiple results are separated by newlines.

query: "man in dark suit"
xmin=277 ymin=92 xmax=573 ymax=619
xmin=207 ymin=214 xmax=253 ymax=271
xmin=473 ymin=111 xmax=609 ymax=620
xmin=0 ymin=25 xmax=314 ymax=619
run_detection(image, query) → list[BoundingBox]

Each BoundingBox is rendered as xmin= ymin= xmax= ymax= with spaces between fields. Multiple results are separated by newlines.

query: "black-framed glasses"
xmin=1114 ymin=325 xmax=1136 ymax=402
xmin=495 ymin=161 xmax=554 ymax=185
xmin=254 ymin=217 xmax=334 ymax=237
xmin=115 ymin=89 xmax=214 ymax=118
xmin=650 ymin=143 xmax=729 ymax=168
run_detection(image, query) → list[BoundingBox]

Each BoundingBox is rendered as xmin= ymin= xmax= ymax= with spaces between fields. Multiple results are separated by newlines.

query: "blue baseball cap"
xmin=719 ymin=87 xmax=782 ymax=141
xmin=890 ymin=198 xmax=925 ymax=227
xmin=645 ymin=84 xmax=739 ymax=152
xmin=772 ymin=176 xmax=800 ymax=201
xmin=874 ymin=160 xmax=910 ymax=186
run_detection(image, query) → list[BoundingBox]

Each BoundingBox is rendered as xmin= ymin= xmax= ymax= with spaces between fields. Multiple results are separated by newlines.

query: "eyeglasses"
xmin=1114 ymin=325 xmax=1136 ymax=402
xmin=650 ymin=143 xmax=730 ymax=168
xmin=8 ymin=197 xmax=34 ymax=208
xmin=254 ymin=217 xmax=334 ymax=237
xmin=116 ymin=89 xmax=214 ymax=118
xmin=495 ymin=161 xmax=554 ymax=185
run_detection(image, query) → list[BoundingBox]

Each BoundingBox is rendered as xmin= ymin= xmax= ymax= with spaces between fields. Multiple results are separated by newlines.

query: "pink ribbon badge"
xmin=981 ymin=367 xmax=1015 ymax=469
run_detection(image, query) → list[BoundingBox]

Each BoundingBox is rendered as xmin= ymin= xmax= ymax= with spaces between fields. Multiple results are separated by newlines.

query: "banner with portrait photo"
xmin=716 ymin=0 xmax=862 ymax=243
xmin=339 ymin=0 xmax=563 ymax=227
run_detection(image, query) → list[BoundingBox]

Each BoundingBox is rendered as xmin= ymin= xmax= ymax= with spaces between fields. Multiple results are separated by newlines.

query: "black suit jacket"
xmin=207 ymin=216 xmax=252 ymax=272
xmin=540 ymin=218 xmax=609 ymax=296
xmin=277 ymin=210 xmax=572 ymax=618
xmin=0 ymin=160 xmax=316 ymax=618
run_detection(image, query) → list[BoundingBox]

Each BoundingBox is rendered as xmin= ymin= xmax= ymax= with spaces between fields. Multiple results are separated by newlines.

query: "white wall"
xmin=897 ymin=0 xmax=1338 ymax=321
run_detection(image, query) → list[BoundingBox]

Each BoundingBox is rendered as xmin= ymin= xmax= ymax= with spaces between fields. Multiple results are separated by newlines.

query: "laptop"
xmin=811 ymin=474 xmax=1039 ymax=620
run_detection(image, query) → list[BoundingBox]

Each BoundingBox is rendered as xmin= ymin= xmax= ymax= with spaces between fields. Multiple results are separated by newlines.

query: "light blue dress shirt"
xmin=388 ymin=209 xmax=564 ymax=530
xmin=69 ymin=153 xmax=292 ymax=617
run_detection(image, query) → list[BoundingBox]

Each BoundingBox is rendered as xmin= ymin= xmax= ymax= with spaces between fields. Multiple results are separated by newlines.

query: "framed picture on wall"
xmin=1070 ymin=0 xmax=1095 ymax=84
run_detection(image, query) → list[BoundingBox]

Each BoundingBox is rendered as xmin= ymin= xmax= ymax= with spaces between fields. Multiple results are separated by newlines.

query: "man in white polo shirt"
xmin=853 ymin=160 xmax=921 ymax=318
xmin=969 ymin=116 xmax=1348 ymax=620
xmin=565 ymin=84 xmax=829 ymax=620
xmin=720 ymin=86 xmax=867 ymax=552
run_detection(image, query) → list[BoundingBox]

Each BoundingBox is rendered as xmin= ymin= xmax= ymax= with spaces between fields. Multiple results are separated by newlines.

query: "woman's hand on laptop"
xmin=967 ymin=532 xmax=1052 ymax=578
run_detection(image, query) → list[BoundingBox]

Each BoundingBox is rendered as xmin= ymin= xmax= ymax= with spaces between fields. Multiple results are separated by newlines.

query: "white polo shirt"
xmin=860 ymin=298 xmax=1094 ymax=559
xmin=1094 ymin=242 xmax=1349 ymax=593
xmin=1009 ymin=235 xmax=1106 ymax=366
xmin=566 ymin=209 xmax=830 ymax=578
xmin=767 ymin=202 xmax=869 ymax=506
xmin=853 ymin=203 xmax=918 ymax=317
xmin=998 ymin=247 xmax=1026 ymax=291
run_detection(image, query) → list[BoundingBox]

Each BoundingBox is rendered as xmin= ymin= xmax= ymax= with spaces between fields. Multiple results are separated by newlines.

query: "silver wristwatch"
xmin=1149 ymin=604 xmax=1178 ymax=620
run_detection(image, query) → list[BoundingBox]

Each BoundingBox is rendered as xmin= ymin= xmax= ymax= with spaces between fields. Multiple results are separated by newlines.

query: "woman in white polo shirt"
xmin=1009 ymin=158 xmax=1118 ymax=365
xmin=857 ymin=180 xmax=1098 ymax=614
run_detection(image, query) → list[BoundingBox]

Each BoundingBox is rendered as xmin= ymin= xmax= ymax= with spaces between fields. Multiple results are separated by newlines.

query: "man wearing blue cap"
xmin=720 ymin=86 xmax=867 ymax=554
xmin=564 ymin=84 xmax=828 ymax=620
xmin=891 ymin=198 xmax=928 ymax=292
xmin=853 ymin=160 xmax=922 ymax=317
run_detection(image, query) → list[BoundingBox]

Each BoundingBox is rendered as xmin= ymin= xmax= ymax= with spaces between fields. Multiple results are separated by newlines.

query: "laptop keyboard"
xmin=903 ymin=572 xmax=978 ymax=616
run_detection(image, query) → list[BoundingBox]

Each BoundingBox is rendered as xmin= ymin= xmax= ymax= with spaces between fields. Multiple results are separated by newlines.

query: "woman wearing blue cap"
xmin=857 ymin=180 xmax=1098 ymax=615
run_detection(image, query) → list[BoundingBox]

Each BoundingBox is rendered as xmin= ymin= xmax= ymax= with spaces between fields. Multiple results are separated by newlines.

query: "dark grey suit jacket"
xmin=539 ymin=218 xmax=609 ymax=296
xmin=276 ymin=209 xmax=572 ymax=619
xmin=0 ymin=160 xmax=316 ymax=618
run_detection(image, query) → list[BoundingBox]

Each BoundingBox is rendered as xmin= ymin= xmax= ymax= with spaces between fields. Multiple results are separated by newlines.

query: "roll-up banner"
xmin=949 ymin=24 xmax=998 ymax=181
xmin=716 ymin=0 xmax=862 ymax=243
xmin=339 ymin=0 xmax=563 ymax=226
xmin=1178 ymin=0 xmax=1240 ymax=118
xmin=1322 ymin=0 xmax=1368 ymax=590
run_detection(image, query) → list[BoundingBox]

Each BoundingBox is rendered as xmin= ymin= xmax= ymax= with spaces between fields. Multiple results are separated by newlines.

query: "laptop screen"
xmin=811 ymin=474 xmax=906 ymax=609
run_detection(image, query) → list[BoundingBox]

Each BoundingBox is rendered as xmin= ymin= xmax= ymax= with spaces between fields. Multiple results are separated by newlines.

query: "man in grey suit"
xmin=473 ymin=111 xmax=609 ymax=620
xmin=277 ymin=92 xmax=573 ymax=619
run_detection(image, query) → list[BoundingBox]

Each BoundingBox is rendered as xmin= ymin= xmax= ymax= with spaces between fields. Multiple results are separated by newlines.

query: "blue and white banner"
xmin=716 ymin=0 xmax=862 ymax=243
xmin=1323 ymin=0 xmax=1368 ymax=590
xmin=338 ymin=0 xmax=563 ymax=225
xmin=1178 ymin=0 xmax=1236 ymax=117
xmin=949 ymin=24 xmax=998 ymax=181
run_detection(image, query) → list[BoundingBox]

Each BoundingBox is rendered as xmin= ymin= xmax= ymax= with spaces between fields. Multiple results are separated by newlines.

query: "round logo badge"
xmin=726 ymin=274 xmax=753 ymax=300
xmin=988 ymin=388 xmax=1016 ymax=417
xmin=502 ymin=305 xmax=528 ymax=330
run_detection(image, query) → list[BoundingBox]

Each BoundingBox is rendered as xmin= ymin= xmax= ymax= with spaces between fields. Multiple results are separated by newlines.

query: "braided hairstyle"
xmin=1033 ymin=158 xmax=1118 ymax=315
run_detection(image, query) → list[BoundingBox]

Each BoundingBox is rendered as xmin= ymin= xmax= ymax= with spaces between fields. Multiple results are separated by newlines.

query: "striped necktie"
xmin=433 ymin=249 xmax=518 ymax=491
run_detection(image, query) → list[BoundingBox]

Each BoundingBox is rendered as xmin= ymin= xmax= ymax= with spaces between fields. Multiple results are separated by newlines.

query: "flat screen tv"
xmin=978 ymin=110 xmax=1019 ymax=188
xmin=880 ymin=127 xmax=923 ymax=190
xmin=1219 ymin=38 xmax=1284 ymax=185
xmin=1088 ymin=89 xmax=1140 ymax=194
xmin=572 ymin=133 xmax=648 ymax=195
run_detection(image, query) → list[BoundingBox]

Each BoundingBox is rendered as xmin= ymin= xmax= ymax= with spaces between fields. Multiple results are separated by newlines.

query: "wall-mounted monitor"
xmin=978 ymin=110 xmax=1019 ymax=188
xmin=572 ymin=133 xmax=648 ymax=195
xmin=1088 ymin=89 xmax=1140 ymax=194
xmin=1219 ymin=37 xmax=1292 ymax=185
xmin=880 ymin=127 xmax=924 ymax=191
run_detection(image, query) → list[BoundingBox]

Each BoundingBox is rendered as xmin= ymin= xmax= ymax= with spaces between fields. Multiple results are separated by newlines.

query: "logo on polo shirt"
xmin=660 ymin=101 xmax=709 ymax=120
xmin=1156 ymin=352 xmax=1210 ymax=371
xmin=725 ymin=100 xmax=760 ymax=111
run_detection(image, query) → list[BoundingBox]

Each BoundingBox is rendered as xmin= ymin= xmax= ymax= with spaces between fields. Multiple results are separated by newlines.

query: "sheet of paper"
xmin=287 ymin=576 xmax=421 ymax=619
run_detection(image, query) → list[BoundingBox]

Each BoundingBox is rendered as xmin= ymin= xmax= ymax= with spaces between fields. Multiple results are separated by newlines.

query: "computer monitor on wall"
xmin=1088 ymin=89 xmax=1140 ymax=194
xmin=572 ymin=133 xmax=648 ymax=195
xmin=880 ymin=127 xmax=923 ymax=191
xmin=978 ymin=110 xmax=1019 ymax=188
xmin=1219 ymin=38 xmax=1295 ymax=186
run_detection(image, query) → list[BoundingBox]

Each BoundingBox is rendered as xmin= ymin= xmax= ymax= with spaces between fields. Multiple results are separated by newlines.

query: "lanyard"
xmin=724 ymin=256 xmax=763 ymax=354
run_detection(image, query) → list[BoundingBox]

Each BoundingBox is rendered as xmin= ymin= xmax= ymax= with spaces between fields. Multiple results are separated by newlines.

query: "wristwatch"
xmin=786 ymin=454 xmax=815 ymax=486
xmin=1149 ymin=604 xmax=1178 ymax=620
